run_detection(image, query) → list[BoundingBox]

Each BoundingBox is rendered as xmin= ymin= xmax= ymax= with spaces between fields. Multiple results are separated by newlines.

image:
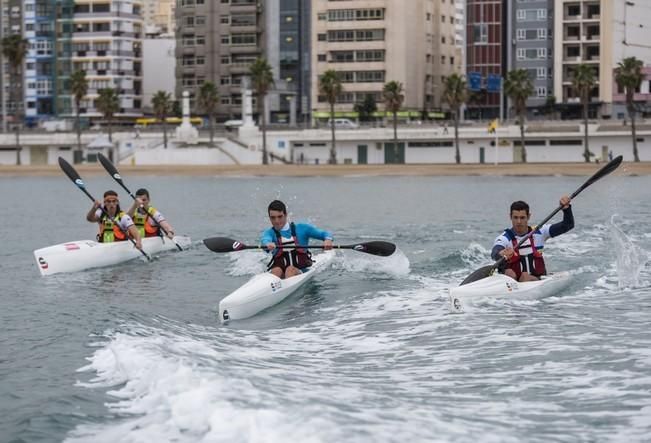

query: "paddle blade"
xmin=459 ymin=264 xmax=497 ymax=286
xmin=58 ymin=157 xmax=85 ymax=189
xmin=573 ymin=155 xmax=623 ymax=197
xmin=203 ymin=237 xmax=248 ymax=253
xmin=349 ymin=241 xmax=396 ymax=257
xmin=97 ymin=153 xmax=124 ymax=183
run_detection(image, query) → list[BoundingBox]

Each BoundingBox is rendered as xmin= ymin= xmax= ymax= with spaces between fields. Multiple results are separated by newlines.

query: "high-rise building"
xmin=265 ymin=0 xmax=311 ymax=124
xmin=175 ymin=0 xmax=264 ymax=119
xmin=466 ymin=0 xmax=507 ymax=120
xmin=311 ymin=0 xmax=460 ymax=118
xmin=65 ymin=0 xmax=144 ymax=119
xmin=507 ymin=0 xmax=554 ymax=111
xmin=554 ymin=0 xmax=651 ymax=118
xmin=1 ymin=0 xmax=25 ymax=124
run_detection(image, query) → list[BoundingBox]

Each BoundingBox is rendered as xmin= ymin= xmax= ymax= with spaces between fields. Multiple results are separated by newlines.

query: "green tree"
xmin=1 ymin=35 xmax=28 ymax=165
xmin=152 ymin=91 xmax=172 ymax=149
xmin=615 ymin=56 xmax=645 ymax=162
xmin=319 ymin=70 xmax=343 ymax=164
xmin=354 ymin=95 xmax=377 ymax=122
xmin=197 ymin=81 xmax=219 ymax=146
xmin=70 ymin=70 xmax=88 ymax=155
xmin=250 ymin=58 xmax=274 ymax=165
xmin=443 ymin=73 xmax=467 ymax=164
xmin=504 ymin=69 xmax=534 ymax=163
xmin=383 ymin=81 xmax=405 ymax=153
xmin=96 ymin=88 xmax=119 ymax=142
xmin=572 ymin=64 xmax=597 ymax=162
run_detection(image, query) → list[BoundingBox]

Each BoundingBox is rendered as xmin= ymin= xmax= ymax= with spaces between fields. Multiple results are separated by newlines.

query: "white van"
xmin=327 ymin=118 xmax=358 ymax=129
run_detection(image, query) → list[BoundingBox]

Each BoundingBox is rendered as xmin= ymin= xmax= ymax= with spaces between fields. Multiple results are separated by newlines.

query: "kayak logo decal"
xmin=232 ymin=241 xmax=242 ymax=250
xmin=64 ymin=243 xmax=80 ymax=251
xmin=222 ymin=310 xmax=229 ymax=321
xmin=505 ymin=281 xmax=518 ymax=292
xmin=38 ymin=257 xmax=48 ymax=269
xmin=270 ymin=281 xmax=282 ymax=292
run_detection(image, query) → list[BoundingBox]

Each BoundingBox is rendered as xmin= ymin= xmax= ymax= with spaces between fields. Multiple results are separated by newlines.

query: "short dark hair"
xmin=268 ymin=200 xmax=287 ymax=214
xmin=103 ymin=190 xmax=118 ymax=198
xmin=510 ymin=200 xmax=530 ymax=215
xmin=135 ymin=188 xmax=150 ymax=198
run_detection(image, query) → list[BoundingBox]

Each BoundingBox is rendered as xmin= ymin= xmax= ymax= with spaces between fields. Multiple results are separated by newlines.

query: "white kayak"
xmin=448 ymin=271 xmax=572 ymax=312
xmin=34 ymin=236 xmax=191 ymax=276
xmin=219 ymin=250 xmax=336 ymax=323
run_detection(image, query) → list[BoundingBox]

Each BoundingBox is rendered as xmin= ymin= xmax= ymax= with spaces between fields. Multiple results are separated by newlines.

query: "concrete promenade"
xmin=2 ymin=161 xmax=650 ymax=177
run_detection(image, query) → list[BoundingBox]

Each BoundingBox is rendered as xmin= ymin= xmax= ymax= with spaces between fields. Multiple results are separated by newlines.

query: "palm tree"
xmin=1 ymin=35 xmax=28 ymax=165
xmin=249 ymin=58 xmax=274 ymax=165
xmin=504 ymin=69 xmax=534 ymax=163
xmin=615 ymin=56 xmax=645 ymax=162
xmin=70 ymin=70 xmax=88 ymax=156
xmin=96 ymin=88 xmax=119 ymax=142
xmin=319 ymin=70 xmax=343 ymax=164
xmin=152 ymin=91 xmax=172 ymax=149
xmin=443 ymin=73 xmax=467 ymax=164
xmin=383 ymin=81 xmax=405 ymax=153
xmin=572 ymin=64 xmax=597 ymax=162
xmin=197 ymin=81 xmax=219 ymax=146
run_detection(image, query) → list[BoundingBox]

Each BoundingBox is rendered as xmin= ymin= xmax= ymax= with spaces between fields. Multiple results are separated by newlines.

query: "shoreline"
xmin=1 ymin=162 xmax=650 ymax=177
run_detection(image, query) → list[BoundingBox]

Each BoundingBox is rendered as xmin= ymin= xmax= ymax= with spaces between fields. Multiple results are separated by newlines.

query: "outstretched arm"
xmin=549 ymin=206 xmax=574 ymax=238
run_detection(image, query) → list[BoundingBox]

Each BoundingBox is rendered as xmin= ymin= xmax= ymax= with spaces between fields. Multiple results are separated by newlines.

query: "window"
xmin=537 ymin=48 xmax=547 ymax=59
xmin=517 ymin=29 xmax=526 ymax=40
xmin=473 ymin=24 xmax=488 ymax=44
xmin=537 ymin=67 xmax=546 ymax=79
xmin=537 ymin=28 xmax=547 ymax=39
xmin=537 ymin=86 xmax=547 ymax=97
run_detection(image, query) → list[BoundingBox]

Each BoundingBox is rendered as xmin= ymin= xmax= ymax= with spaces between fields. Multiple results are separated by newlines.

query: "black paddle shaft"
xmin=58 ymin=157 xmax=152 ymax=261
xmin=460 ymin=155 xmax=623 ymax=285
xmin=203 ymin=237 xmax=396 ymax=257
xmin=97 ymin=153 xmax=181 ymax=251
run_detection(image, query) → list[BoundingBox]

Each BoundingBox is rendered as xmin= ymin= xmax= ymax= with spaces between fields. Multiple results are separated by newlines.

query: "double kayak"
xmin=448 ymin=271 xmax=571 ymax=312
xmin=219 ymin=250 xmax=335 ymax=322
xmin=34 ymin=236 xmax=191 ymax=276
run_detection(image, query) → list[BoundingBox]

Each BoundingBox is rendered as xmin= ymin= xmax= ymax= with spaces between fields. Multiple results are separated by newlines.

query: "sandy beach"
xmin=1 ymin=161 xmax=649 ymax=177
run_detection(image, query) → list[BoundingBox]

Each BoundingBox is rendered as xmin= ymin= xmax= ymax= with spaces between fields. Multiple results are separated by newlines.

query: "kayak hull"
xmin=448 ymin=271 xmax=572 ymax=312
xmin=34 ymin=236 xmax=191 ymax=276
xmin=219 ymin=251 xmax=335 ymax=322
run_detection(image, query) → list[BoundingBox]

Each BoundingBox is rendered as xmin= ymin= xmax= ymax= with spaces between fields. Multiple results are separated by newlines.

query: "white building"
xmin=142 ymin=35 xmax=176 ymax=112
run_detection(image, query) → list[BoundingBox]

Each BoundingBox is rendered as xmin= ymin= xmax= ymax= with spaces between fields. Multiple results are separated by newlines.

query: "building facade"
xmin=142 ymin=0 xmax=174 ymax=35
xmin=465 ymin=0 xmax=507 ymax=119
xmin=311 ymin=0 xmax=461 ymax=119
xmin=507 ymin=0 xmax=553 ymax=111
xmin=554 ymin=0 xmax=651 ymax=118
xmin=265 ymin=0 xmax=311 ymax=124
xmin=175 ymin=0 xmax=264 ymax=120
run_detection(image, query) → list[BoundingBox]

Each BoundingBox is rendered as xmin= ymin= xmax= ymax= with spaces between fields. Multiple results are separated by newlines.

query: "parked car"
xmin=327 ymin=118 xmax=358 ymax=129
xmin=224 ymin=119 xmax=243 ymax=131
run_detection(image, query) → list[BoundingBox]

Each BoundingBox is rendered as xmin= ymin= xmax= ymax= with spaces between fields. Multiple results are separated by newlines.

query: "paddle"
xmin=460 ymin=155 xmax=623 ymax=286
xmin=203 ymin=237 xmax=396 ymax=257
xmin=97 ymin=152 xmax=183 ymax=251
xmin=58 ymin=157 xmax=152 ymax=261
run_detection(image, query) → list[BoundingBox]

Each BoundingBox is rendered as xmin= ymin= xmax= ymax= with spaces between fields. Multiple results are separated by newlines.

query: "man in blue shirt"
xmin=261 ymin=200 xmax=333 ymax=279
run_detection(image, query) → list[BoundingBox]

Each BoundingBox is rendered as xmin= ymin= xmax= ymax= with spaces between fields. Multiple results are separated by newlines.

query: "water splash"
xmin=336 ymin=247 xmax=410 ymax=277
xmin=609 ymin=215 xmax=648 ymax=288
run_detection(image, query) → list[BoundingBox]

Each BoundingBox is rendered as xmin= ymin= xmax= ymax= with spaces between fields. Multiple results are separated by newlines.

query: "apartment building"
xmin=265 ymin=0 xmax=311 ymax=124
xmin=175 ymin=0 xmax=264 ymax=119
xmin=466 ymin=0 xmax=507 ymax=120
xmin=142 ymin=0 xmax=174 ymax=34
xmin=554 ymin=0 xmax=651 ymax=118
xmin=311 ymin=0 xmax=460 ymax=118
xmin=507 ymin=0 xmax=553 ymax=110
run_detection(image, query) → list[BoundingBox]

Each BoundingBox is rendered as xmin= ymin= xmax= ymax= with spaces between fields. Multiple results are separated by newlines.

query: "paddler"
xmin=126 ymin=188 xmax=175 ymax=240
xmin=86 ymin=190 xmax=142 ymax=250
xmin=262 ymin=200 xmax=333 ymax=279
xmin=492 ymin=196 xmax=574 ymax=282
